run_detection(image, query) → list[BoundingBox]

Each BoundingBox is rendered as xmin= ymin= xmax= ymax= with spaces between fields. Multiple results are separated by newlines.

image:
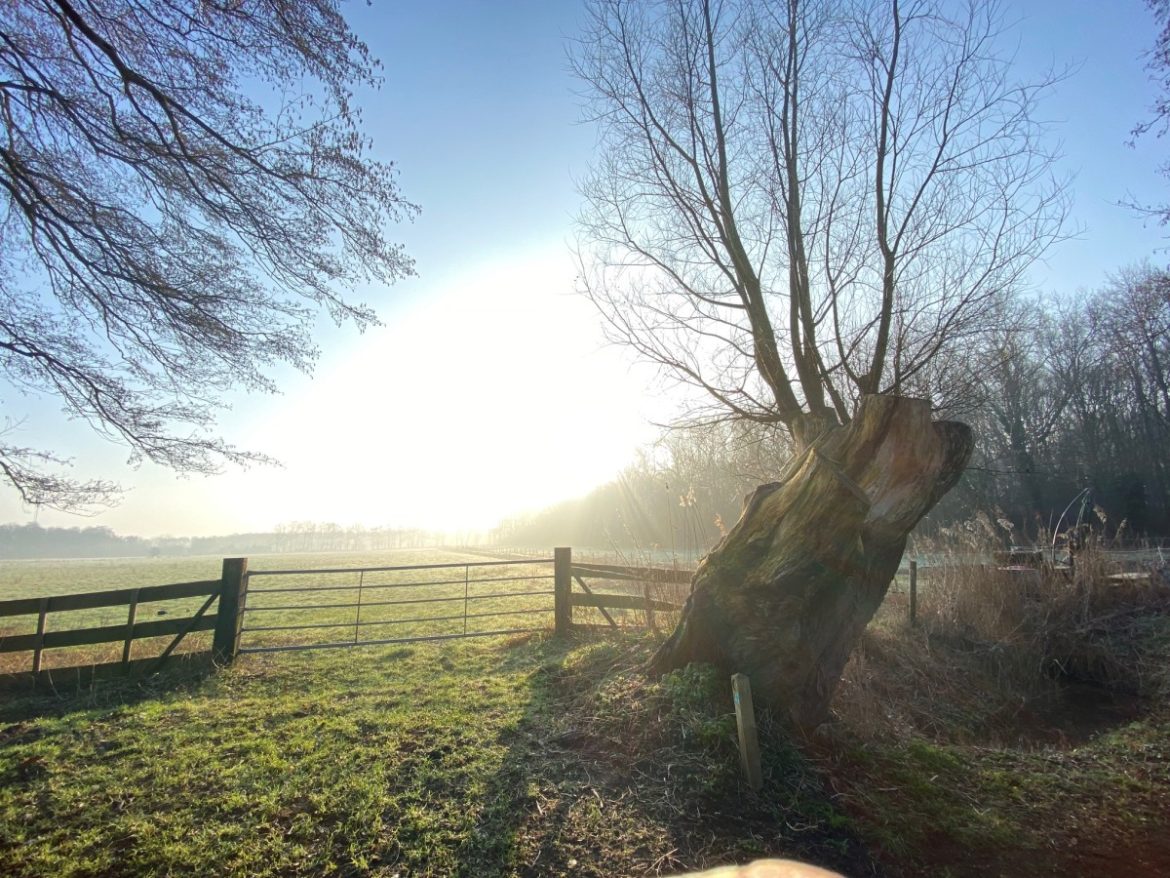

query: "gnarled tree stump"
xmin=649 ymin=395 xmax=973 ymax=730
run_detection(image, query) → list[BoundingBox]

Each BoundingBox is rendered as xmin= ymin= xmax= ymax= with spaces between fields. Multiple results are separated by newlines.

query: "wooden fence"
xmin=0 ymin=558 xmax=247 ymax=686
xmin=0 ymin=550 xmax=692 ymax=686
xmin=555 ymin=547 xmax=690 ymax=633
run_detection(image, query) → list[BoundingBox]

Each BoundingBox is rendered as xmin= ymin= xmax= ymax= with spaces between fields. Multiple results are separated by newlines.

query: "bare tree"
xmin=573 ymin=0 xmax=1066 ymax=727
xmin=1087 ymin=265 xmax=1170 ymax=520
xmin=975 ymin=266 xmax=1170 ymax=535
xmin=1 ymin=0 xmax=416 ymax=510
xmin=972 ymin=304 xmax=1071 ymax=523
xmin=576 ymin=0 xmax=1063 ymax=433
xmin=1133 ymin=0 xmax=1170 ymax=225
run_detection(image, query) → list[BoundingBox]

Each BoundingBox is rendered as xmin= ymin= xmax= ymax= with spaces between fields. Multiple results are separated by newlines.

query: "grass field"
xmin=1 ymin=552 xmax=1169 ymax=876
xmin=0 ymin=628 xmax=872 ymax=877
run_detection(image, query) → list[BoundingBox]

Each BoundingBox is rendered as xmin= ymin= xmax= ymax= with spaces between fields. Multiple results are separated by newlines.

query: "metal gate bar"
xmin=246 ymin=558 xmax=550 ymax=577
xmin=241 ymin=627 xmax=545 ymax=655
xmin=247 ymin=572 xmax=549 ymax=594
xmin=243 ymin=589 xmax=555 ymax=614
xmin=237 ymin=557 xmax=555 ymax=653
xmin=245 ymin=606 xmax=549 ymax=635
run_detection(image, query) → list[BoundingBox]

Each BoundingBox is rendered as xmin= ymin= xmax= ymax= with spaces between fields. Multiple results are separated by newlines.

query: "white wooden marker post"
xmin=731 ymin=673 xmax=763 ymax=791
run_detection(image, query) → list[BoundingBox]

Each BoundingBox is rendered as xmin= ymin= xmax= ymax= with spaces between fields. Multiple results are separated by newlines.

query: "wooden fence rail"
xmin=569 ymin=592 xmax=682 ymax=613
xmin=0 ymin=578 xmax=220 ymax=620
xmin=555 ymin=547 xmax=691 ymax=633
xmin=0 ymin=560 xmax=249 ymax=683
xmin=0 ymin=610 xmax=219 ymax=656
xmin=569 ymin=561 xmax=693 ymax=585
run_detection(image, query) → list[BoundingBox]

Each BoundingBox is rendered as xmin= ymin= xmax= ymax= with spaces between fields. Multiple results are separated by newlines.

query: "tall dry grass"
xmin=834 ymin=520 xmax=1170 ymax=745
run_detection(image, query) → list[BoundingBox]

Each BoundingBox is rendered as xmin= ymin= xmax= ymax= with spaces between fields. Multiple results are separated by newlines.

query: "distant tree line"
xmin=0 ymin=524 xmax=151 ymax=559
xmin=0 ymin=522 xmax=447 ymax=560
xmin=496 ymin=265 xmax=1170 ymax=550
xmin=945 ymin=264 xmax=1170 ymax=540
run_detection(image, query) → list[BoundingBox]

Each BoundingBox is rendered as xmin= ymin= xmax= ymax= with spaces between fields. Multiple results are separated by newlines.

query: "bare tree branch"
xmin=0 ymin=0 xmax=416 ymax=509
xmin=573 ymin=0 xmax=1067 ymax=445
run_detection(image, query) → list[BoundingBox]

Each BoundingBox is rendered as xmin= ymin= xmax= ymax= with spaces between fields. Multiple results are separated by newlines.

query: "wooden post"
xmin=31 ymin=597 xmax=48 ymax=675
xmin=212 ymin=557 xmax=248 ymax=663
xmin=731 ymin=673 xmax=763 ymax=791
xmin=643 ymin=582 xmax=657 ymax=631
xmin=121 ymin=588 xmax=140 ymax=667
xmin=909 ymin=559 xmax=918 ymax=627
xmin=554 ymin=547 xmax=572 ymax=636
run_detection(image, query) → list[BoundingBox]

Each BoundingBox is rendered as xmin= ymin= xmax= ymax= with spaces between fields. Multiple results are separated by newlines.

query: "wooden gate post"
xmin=213 ymin=557 xmax=249 ymax=663
xmin=554 ymin=547 xmax=572 ymax=636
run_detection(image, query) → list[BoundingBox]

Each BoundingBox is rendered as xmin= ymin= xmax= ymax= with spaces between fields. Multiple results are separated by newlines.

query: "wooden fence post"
xmin=213 ymin=557 xmax=248 ymax=663
xmin=31 ymin=597 xmax=48 ymax=676
xmin=731 ymin=673 xmax=763 ymax=791
xmin=554 ymin=547 xmax=572 ymax=636
xmin=121 ymin=588 xmax=140 ymax=667
xmin=909 ymin=559 xmax=918 ymax=627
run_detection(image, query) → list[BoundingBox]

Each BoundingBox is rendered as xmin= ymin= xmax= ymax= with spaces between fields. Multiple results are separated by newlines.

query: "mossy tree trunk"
xmin=649 ymin=395 xmax=973 ymax=730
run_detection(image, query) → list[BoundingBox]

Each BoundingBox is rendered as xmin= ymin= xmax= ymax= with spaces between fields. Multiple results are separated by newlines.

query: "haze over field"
xmin=1 ymin=0 xmax=1167 ymax=539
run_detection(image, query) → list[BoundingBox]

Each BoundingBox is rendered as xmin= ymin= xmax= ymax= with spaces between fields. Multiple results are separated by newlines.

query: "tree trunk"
xmin=648 ymin=395 xmax=973 ymax=730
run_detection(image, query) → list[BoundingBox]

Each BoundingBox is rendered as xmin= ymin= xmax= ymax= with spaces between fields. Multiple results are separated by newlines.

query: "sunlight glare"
xmin=234 ymin=248 xmax=661 ymax=534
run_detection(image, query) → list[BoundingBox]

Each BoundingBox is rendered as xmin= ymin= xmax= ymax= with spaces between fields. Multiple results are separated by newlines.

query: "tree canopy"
xmin=1 ymin=0 xmax=416 ymax=510
xmin=573 ymin=0 xmax=1066 ymax=442
xmin=1136 ymin=0 xmax=1170 ymax=226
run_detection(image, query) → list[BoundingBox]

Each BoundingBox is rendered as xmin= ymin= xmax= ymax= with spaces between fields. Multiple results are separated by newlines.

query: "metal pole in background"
xmin=909 ymin=560 xmax=918 ymax=627
xmin=354 ymin=570 xmax=365 ymax=644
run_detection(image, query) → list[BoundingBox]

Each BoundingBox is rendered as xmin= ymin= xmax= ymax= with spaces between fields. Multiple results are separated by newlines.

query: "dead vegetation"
xmin=520 ymin=635 xmax=878 ymax=876
xmin=816 ymin=529 xmax=1170 ymax=876
xmin=834 ymin=533 xmax=1170 ymax=747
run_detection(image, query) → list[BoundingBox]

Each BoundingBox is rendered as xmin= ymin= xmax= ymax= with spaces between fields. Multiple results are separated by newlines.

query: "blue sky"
xmin=2 ymin=0 xmax=1168 ymax=538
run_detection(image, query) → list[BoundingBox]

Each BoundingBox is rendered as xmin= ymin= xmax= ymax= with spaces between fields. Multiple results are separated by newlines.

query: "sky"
xmin=2 ymin=0 xmax=1169 ymax=539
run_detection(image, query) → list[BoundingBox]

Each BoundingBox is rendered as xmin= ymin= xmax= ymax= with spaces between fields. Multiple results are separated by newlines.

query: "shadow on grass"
xmin=0 ymin=652 xmax=218 ymax=723
xmin=451 ymin=631 xmax=880 ymax=877
xmin=0 ymin=629 xmax=879 ymax=877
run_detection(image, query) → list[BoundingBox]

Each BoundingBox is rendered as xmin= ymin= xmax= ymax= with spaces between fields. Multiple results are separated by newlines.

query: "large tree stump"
xmin=648 ymin=395 xmax=973 ymax=730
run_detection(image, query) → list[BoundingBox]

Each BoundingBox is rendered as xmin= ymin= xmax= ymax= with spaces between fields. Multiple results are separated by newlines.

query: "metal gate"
xmin=237 ymin=557 xmax=555 ymax=654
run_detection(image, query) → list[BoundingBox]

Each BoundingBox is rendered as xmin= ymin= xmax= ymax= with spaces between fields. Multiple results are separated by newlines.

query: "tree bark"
xmin=648 ymin=395 xmax=973 ymax=730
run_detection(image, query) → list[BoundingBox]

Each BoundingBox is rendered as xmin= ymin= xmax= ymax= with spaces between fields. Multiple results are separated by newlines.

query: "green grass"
xmin=3 ymin=553 xmax=1170 ymax=876
xmin=822 ymin=712 xmax=1170 ymax=876
xmin=0 ymin=555 xmax=228 ymax=599
xmin=0 ymin=632 xmax=870 ymax=878
xmin=1 ymin=637 xmax=539 ymax=877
